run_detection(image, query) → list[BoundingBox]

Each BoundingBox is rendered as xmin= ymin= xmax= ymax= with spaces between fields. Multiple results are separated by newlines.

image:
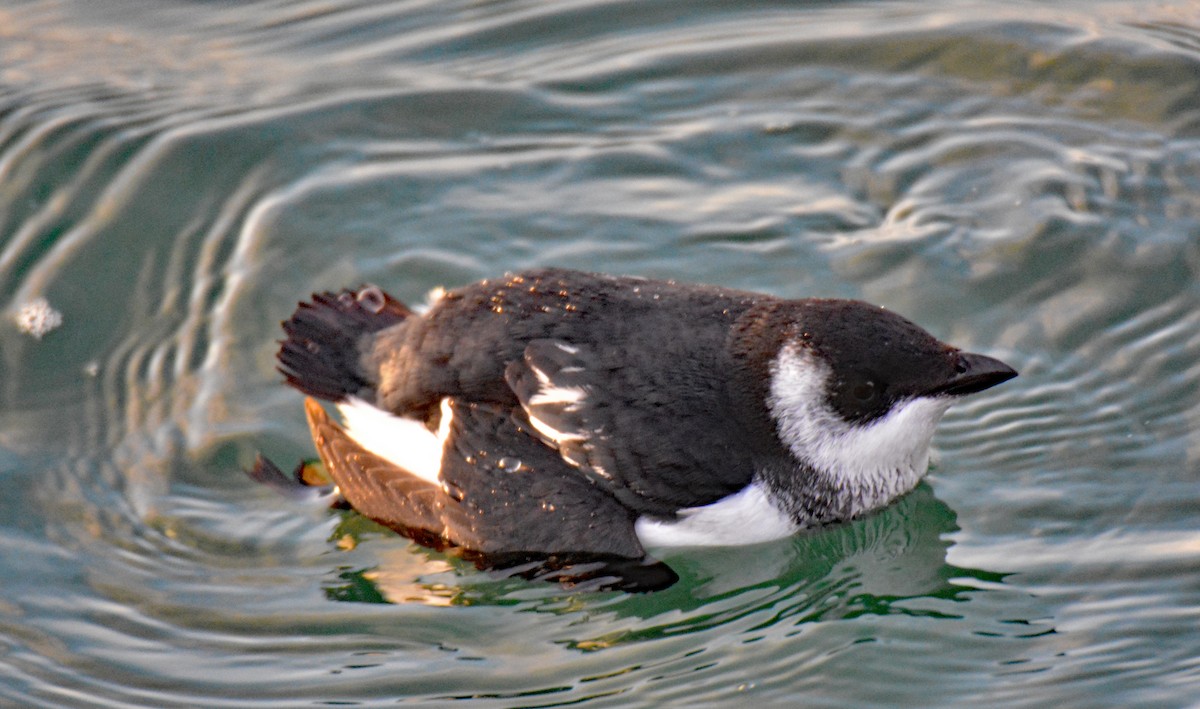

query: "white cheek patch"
xmin=768 ymin=346 xmax=952 ymax=512
xmin=336 ymin=396 xmax=451 ymax=485
xmin=634 ymin=482 xmax=797 ymax=548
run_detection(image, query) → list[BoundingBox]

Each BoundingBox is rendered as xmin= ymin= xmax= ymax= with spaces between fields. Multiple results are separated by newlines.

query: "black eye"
xmin=852 ymin=380 xmax=876 ymax=401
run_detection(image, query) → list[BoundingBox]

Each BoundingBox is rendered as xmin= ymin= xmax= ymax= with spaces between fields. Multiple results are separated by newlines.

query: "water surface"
xmin=1 ymin=1 xmax=1198 ymax=706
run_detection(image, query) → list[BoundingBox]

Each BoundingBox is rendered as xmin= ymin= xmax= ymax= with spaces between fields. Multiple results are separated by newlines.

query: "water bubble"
xmin=357 ymin=285 xmax=386 ymax=313
xmin=497 ymin=457 xmax=523 ymax=472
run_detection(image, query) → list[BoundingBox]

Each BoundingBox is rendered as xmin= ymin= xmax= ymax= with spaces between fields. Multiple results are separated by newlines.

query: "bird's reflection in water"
xmin=317 ymin=482 xmax=1007 ymax=611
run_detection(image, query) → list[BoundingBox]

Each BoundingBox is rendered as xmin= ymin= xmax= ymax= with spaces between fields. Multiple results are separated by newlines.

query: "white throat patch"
xmin=767 ymin=345 xmax=952 ymax=516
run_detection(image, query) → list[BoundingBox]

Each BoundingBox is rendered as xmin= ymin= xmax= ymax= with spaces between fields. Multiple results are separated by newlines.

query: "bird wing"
xmin=304 ymin=396 xmax=647 ymax=559
xmin=305 ymin=397 xmax=451 ymax=546
xmin=504 ymin=339 xmax=758 ymax=516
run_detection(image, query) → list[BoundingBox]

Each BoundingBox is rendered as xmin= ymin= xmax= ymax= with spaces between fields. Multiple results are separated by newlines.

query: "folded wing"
xmin=304 ymin=397 xmax=647 ymax=559
xmin=505 ymin=338 xmax=760 ymax=516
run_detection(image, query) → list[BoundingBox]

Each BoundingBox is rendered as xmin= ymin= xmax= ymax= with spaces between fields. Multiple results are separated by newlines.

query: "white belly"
xmin=634 ymin=482 xmax=798 ymax=548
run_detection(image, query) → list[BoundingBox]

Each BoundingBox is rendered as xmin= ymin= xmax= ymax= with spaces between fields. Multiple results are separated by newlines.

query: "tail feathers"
xmin=278 ymin=285 xmax=410 ymax=401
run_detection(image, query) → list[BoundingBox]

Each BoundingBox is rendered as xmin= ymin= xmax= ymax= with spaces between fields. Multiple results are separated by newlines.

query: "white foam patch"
xmin=768 ymin=345 xmax=952 ymax=515
xmin=635 ymin=482 xmax=797 ymax=547
xmin=14 ymin=297 xmax=62 ymax=339
xmin=336 ymin=396 xmax=448 ymax=484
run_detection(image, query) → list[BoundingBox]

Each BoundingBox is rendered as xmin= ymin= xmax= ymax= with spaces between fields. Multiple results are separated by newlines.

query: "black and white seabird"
xmin=269 ymin=268 xmax=1016 ymax=586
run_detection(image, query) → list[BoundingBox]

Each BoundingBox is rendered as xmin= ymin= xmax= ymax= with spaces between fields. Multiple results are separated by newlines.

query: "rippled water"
xmin=2 ymin=1 xmax=1198 ymax=706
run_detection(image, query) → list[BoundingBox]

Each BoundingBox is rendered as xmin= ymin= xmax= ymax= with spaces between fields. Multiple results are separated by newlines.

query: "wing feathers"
xmin=306 ymin=397 xmax=448 ymax=536
xmin=303 ymin=397 xmax=646 ymax=559
xmin=506 ymin=339 xmax=758 ymax=515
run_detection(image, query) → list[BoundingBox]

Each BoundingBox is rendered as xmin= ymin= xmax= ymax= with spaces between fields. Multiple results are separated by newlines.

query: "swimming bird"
xmin=269 ymin=268 xmax=1016 ymax=589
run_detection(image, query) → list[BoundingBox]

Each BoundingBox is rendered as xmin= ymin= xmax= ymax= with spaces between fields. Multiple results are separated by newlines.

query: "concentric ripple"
xmin=0 ymin=1 xmax=1198 ymax=707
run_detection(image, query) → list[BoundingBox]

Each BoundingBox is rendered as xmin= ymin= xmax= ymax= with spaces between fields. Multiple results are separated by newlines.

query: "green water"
xmin=1 ymin=1 xmax=1198 ymax=706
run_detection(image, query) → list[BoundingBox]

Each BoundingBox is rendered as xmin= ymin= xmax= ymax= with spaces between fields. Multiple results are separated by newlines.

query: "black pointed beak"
xmin=929 ymin=351 xmax=1018 ymax=397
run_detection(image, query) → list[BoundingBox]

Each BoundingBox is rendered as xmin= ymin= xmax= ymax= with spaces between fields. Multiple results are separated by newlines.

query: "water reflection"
xmin=319 ymin=483 xmax=1012 ymax=643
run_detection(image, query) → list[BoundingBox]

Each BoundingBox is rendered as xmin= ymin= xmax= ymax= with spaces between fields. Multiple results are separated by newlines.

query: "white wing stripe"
xmin=336 ymin=396 xmax=446 ymax=484
xmin=529 ymin=385 xmax=587 ymax=408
